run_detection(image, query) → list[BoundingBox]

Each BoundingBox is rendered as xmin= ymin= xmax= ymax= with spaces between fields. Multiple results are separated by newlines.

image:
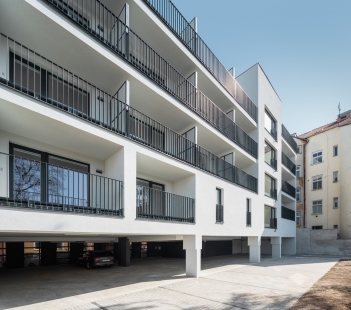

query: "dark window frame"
xmin=9 ymin=143 xmax=90 ymax=204
xmin=333 ymin=145 xmax=338 ymax=157
xmin=9 ymin=52 xmax=91 ymax=116
xmin=264 ymin=109 xmax=277 ymax=140
xmin=129 ymin=116 xmax=166 ymax=150
xmin=136 ymin=177 xmax=165 ymax=191
xmin=264 ymin=140 xmax=276 ymax=169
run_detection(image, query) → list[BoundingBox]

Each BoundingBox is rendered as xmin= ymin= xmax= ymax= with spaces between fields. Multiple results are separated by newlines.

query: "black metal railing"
xmin=42 ymin=1 xmax=258 ymax=157
xmin=269 ymin=188 xmax=277 ymax=200
xmin=143 ymin=0 xmax=258 ymax=122
xmin=282 ymin=180 xmax=296 ymax=198
xmin=270 ymin=127 xmax=278 ymax=141
xmin=0 ymin=34 xmax=258 ymax=193
xmin=0 ymin=153 xmax=123 ymax=216
xmin=267 ymin=158 xmax=277 ymax=171
xmin=269 ymin=218 xmax=277 ymax=229
xmin=246 ymin=211 xmax=251 ymax=226
xmin=136 ymin=186 xmax=194 ymax=223
xmin=282 ymin=124 xmax=297 ymax=152
xmin=282 ymin=152 xmax=296 ymax=175
xmin=216 ymin=204 xmax=223 ymax=223
xmin=281 ymin=206 xmax=295 ymax=222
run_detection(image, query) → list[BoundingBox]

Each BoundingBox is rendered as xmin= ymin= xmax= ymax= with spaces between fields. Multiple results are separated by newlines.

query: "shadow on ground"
xmin=0 ymin=254 xmax=342 ymax=310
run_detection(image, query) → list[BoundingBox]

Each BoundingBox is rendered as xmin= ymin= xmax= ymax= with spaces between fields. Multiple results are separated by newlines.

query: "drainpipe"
xmin=303 ymin=139 xmax=309 ymax=228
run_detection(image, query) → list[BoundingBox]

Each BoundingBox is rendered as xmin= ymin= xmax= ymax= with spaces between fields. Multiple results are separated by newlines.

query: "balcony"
xmin=142 ymin=0 xmax=258 ymax=122
xmin=281 ymin=206 xmax=295 ymax=222
xmin=0 ymin=34 xmax=258 ymax=193
xmin=216 ymin=204 xmax=223 ymax=223
xmin=282 ymin=180 xmax=296 ymax=199
xmin=282 ymin=152 xmax=296 ymax=175
xmin=136 ymin=185 xmax=194 ymax=223
xmin=42 ymin=0 xmax=258 ymax=158
xmin=282 ymin=124 xmax=297 ymax=152
xmin=0 ymin=153 xmax=123 ymax=216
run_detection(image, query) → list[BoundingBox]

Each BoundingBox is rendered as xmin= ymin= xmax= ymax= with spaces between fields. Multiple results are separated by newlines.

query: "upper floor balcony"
xmin=37 ymin=0 xmax=258 ymax=158
xmin=0 ymin=152 xmax=124 ymax=216
xmin=136 ymin=185 xmax=195 ymax=223
xmin=0 ymin=34 xmax=258 ymax=193
xmin=282 ymin=124 xmax=297 ymax=154
xmin=281 ymin=152 xmax=296 ymax=176
xmin=282 ymin=180 xmax=296 ymax=200
xmin=142 ymin=0 xmax=258 ymax=123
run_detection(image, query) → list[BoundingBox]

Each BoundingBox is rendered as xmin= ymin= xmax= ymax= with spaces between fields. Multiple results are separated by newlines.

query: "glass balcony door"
xmin=136 ymin=178 xmax=165 ymax=218
xmin=10 ymin=144 xmax=89 ymax=208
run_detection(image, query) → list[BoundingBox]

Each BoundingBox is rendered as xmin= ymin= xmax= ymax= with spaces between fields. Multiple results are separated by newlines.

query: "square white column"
xmin=248 ymin=236 xmax=261 ymax=263
xmin=183 ymin=235 xmax=202 ymax=277
xmin=271 ymin=236 xmax=282 ymax=258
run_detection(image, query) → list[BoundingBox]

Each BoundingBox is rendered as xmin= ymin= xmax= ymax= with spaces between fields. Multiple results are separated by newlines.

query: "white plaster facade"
xmin=0 ymin=0 xmax=296 ymax=276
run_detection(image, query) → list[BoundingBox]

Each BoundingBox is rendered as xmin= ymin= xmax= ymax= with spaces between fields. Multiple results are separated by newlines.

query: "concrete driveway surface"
xmin=0 ymin=254 xmax=343 ymax=310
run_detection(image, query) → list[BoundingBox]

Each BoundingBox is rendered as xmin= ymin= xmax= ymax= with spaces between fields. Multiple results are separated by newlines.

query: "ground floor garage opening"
xmin=0 ymin=236 xmax=296 ymax=272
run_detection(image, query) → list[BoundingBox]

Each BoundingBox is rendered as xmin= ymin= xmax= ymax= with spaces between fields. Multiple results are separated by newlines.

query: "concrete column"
xmin=271 ymin=236 xmax=281 ymax=258
xmin=118 ymin=237 xmax=130 ymax=267
xmin=248 ymin=236 xmax=261 ymax=263
xmin=183 ymin=235 xmax=202 ymax=277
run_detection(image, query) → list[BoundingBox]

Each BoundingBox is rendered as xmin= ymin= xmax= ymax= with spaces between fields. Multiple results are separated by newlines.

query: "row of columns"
xmin=117 ymin=236 xmax=283 ymax=278
xmin=248 ymin=236 xmax=281 ymax=263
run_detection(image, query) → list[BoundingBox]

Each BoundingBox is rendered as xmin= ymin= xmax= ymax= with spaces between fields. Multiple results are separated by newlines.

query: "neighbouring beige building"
xmin=294 ymin=110 xmax=351 ymax=239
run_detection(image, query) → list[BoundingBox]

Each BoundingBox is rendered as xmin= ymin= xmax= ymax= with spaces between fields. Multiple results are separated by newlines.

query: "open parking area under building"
xmin=0 ymin=254 xmax=343 ymax=310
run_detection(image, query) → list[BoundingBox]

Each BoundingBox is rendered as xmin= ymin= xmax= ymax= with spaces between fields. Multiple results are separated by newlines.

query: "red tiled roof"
xmin=297 ymin=117 xmax=351 ymax=139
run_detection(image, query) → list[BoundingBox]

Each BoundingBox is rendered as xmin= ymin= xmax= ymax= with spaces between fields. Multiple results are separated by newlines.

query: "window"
xmin=312 ymin=225 xmax=323 ymax=230
xmin=246 ymin=198 xmax=251 ymax=226
xmin=296 ymin=166 xmax=301 ymax=178
xmin=297 ymin=145 xmax=302 ymax=154
xmin=334 ymin=225 xmax=338 ymax=229
xmin=216 ymin=188 xmax=223 ymax=223
xmin=264 ymin=141 xmax=276 ymax=169
xmin=333 ymin=145 xmax=338 ymax=157
xmin=10 ymin=53 xmax=90 ymax=117
xmin=264 ymin=205 xmax=276 ymax=228
xmin=265 ymin=174 xmax=276 ymax=199
xmin=136 ymin=178 xmax=165 ymax=217
xmin=312 ymin=175 xmax=323 ymax=190
xmin=56 ymin=0 xmax=90 ymax=27
xmin=216 ymin=188 xmax=222 ymax=206
xmin=333 ymin=197 xmax=338 ymax=209
xmin=129 ymin=116 xmax=165 ymax=150
xmin=264 ymin=110 xmax=277 ymax=140
xmin=312 ymin=200 xmax=322 ymax=214
xmin=333 ymin=171 xmax=338 ymax=182
xmin=312 ymin=151 xmax=323 ymax=165
xmin=10 ymin=144 xmax=89 ymax=206
xmin=296 ymin=188 xmax=301 ymax=201
xmin=296 ymin=211 xmax=301 ymax=226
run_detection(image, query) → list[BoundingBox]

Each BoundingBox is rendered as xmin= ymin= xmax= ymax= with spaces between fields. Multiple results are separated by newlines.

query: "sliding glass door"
xmin=10 ymin=144 xmax=89 ymax=208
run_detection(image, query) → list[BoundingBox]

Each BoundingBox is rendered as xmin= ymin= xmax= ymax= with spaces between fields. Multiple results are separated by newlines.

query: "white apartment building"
xmin=0 ymin=0 xmax=296 ymax=275
xmin=294 ymin=110 xmax=351 ymax=239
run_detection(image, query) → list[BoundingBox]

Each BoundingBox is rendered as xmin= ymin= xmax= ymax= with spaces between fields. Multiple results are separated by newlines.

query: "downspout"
xmin=303 ymin=139 xmax=309 ymax=228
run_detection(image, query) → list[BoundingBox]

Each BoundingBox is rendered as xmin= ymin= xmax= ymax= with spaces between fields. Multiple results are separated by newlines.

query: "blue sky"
xmin=172 ymin=0 xmax=351 ymax=135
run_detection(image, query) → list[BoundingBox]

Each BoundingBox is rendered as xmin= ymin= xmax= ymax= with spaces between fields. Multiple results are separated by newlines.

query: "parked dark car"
xmin=76 ymin=251 xmax=114 ymax=269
